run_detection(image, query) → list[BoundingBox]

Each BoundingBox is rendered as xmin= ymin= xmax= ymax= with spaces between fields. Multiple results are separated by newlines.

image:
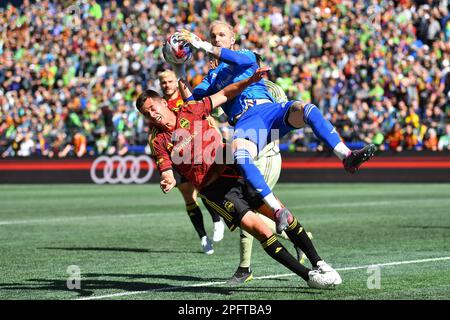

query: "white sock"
xmin=333 ymin=142 xmax=352 ymax=161
xmin=263 ymin=193 xmax=282 ymax=211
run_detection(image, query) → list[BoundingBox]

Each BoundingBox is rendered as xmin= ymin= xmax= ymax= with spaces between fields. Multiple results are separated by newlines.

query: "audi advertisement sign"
xmin=0 ymin=155 xmax=158 ymax=184
xmin=90 ymin=155 xmax=155 ymax=184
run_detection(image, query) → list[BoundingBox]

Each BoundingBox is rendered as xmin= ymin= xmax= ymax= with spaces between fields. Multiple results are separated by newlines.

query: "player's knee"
xmin=240 ymin=211 xmax=273 ymax=241
xmin=286 ymin=101 xmax=306 ymax=128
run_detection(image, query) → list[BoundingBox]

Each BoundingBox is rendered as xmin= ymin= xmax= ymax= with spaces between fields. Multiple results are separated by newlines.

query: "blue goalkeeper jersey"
xmin=193 ymin=49 xmax=275 ymax=124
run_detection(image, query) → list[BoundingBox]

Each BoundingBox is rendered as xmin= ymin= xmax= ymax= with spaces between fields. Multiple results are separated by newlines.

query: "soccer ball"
xmin=162 ymin=34 xmax=193 ymax=65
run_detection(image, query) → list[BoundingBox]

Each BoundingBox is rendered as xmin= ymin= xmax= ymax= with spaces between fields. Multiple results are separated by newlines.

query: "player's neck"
xmin=165 ymin=91 xmax=179 ymax=101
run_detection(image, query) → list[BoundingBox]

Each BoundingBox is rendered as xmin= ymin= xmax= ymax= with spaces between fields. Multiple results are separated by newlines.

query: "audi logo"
xmin=90 ymin=155 xmax=155 ymax=184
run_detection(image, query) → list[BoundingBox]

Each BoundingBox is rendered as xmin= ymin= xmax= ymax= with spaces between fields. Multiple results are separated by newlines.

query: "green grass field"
xmin=0 ymin=183 xmax=449 ymax=300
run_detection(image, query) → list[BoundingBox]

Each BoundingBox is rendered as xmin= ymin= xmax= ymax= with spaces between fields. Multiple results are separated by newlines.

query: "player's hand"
xmin=160 ymin=178 xmax=176 ymax=193
xmin=160 ymin=170 xmax=176 ymax=193
xmin=171 ymin=62 xmax=187 ymax=80
xmin=209 ymin=56 xmax=219 ymax=69
xmin=176 ymin=29 xmax=214 ymax=53
xmin=250 ymin=66 xmax=271 ymax=83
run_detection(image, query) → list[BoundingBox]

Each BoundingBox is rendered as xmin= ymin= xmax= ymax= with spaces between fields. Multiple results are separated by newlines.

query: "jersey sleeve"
xmin=148 ymin=128 xmax=173 ymax=173
xmin=183 ymin=97 xmax=213 ymax=118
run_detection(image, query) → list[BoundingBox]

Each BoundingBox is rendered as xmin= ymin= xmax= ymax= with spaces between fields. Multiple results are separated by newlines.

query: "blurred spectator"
xmin=438 ymin=123 xmax=450 ymax=151
xmin=403 ymin=124 xmax=421 ymax=150
xmin=73 ymin=132 xmax=87 ymax=157
xmin=108 ymin=132 xmax=129 ymax=156
xmin=423 ymin=127 xmax=439 ymax=151
xmin=384 ymin=123 xmax=404 ymax=152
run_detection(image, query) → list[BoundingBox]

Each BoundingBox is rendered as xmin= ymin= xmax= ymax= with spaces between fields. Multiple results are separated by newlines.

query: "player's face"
xmin=159 ymin=74 xmax=178 ymax=97
xmin=142 ymin=97 xmax=170 ymax=128
xmin=210 ymin=24 xmax=234 ymax=49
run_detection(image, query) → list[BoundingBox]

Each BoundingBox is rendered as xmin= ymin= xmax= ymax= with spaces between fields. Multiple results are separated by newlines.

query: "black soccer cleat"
xmin=343 ymin=144 xmax=376 ymax=174
xmin=227 ymin=267 xmax=253 ymax=285
xmin=275 ymin=208 xmax=291 ymax=234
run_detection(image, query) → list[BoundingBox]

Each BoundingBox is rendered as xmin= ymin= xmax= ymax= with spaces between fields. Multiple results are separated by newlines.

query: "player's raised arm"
xmin=169 ymin=62 xmax=195 ymax=102
xmin=177 ymin=29 xmax=253 ymax=67
xmin=209 ymin=66 xmax=271 ymax=109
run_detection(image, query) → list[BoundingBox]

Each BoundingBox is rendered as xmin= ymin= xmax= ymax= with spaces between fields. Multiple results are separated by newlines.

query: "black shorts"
xmin=199 ymin=168 xmax=264 ymax=231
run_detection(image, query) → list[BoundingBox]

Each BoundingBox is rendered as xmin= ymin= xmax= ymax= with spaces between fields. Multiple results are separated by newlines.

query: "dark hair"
xmin=135 ymin=89 xmax=162 ymax=113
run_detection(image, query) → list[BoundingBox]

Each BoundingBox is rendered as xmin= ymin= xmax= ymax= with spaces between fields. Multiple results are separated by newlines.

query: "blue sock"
xmin=303 ymin=104 xmax=341 ymax=150
xmin=234 ymin=149 xmax=272 ymax=198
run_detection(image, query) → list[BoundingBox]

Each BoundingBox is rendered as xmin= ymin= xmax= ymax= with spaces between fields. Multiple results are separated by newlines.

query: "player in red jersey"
xmin=135 ymin=67 xmax=342 ymax=289
xmin=148 ymin=70 xmax=224 ymax=255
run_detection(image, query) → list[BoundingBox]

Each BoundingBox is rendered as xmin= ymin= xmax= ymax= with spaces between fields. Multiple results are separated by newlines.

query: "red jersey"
xmin=149 ymin=97 xmax=223 ymax=190
xmin=167 ymin=94 xmax=183 ymax=112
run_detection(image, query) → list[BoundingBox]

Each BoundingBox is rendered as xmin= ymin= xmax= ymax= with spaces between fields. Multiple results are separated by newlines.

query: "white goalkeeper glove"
xmin=177 ymin=29 xmax=214 ymax=54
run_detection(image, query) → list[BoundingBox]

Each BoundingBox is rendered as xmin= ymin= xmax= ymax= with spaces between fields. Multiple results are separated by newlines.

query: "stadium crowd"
xmin=0 ymin=0 xmax=449 ymax=158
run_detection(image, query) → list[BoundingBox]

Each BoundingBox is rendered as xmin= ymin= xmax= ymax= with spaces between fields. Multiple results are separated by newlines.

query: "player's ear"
xmin=230 ymin=36 xmax=235 ymax=46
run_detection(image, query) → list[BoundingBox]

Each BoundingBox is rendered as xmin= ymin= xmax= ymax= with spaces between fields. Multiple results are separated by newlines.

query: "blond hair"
xmin=158 ymin=70 xmax=176 ymax=81
xmin=208 ymin=21 xmax=235 ymax=39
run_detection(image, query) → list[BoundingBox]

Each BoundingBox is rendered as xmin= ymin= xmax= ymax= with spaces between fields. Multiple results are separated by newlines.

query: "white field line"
xmin=76 ymin=256 xmax=450 ymax=300
xmin=2 ymin=198 xmax=448 ymax=226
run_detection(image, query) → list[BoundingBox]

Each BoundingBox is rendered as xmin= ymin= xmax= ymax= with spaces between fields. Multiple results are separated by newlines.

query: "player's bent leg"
xmin=286 ymin=101 xmax=375 ymax=171
xmin=286 ymin=101 xmax=344 ymax=156
xmin=257 ymin=204 xmax=315 ymax=264
xmin=256 ymin=201 xmax=293 ymax=234
xmin=239 ymin=211 xmax=312 ymax=282
xmin=232 ymin=138 xmax=282 ymax=212
xmin=283 ymin=217 xmax=322 ymax=267
xmin=240 ymin=211 xmax=340 ymax=288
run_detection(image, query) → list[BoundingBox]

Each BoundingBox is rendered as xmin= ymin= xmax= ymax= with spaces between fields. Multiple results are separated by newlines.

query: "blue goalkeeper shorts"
xmin=233 ymin=101 xmax=296 ymax=152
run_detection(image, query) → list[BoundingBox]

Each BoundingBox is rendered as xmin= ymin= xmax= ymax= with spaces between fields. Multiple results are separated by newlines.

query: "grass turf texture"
xmin=0 ymin=183 xmax=449 ymax=300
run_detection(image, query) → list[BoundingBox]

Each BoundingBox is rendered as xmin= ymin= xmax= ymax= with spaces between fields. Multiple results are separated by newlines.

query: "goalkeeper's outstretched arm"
xmin=209 ymin=67 xmax=270 ymax=109
xmin=178 ymin=29 xmax=253 ymax=68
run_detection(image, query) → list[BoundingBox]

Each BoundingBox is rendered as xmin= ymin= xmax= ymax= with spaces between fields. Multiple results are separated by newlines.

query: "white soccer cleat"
xmin=307 ymin=269 xmax=339 ymax=289
xmin=212 ymin=220 xmax=225 ymax=242
xmin=201 ymin=236 xmax=214 ymax=255
xmin=316 ymin=260 xmax=342 ymax=285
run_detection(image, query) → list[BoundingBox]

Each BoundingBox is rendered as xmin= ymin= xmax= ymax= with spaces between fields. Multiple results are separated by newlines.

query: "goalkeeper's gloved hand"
xmin=176 ymin=29 xmax=214 ymax=54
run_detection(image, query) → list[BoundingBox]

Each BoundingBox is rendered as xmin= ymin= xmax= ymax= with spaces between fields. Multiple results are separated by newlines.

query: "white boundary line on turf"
xmin=75 ymin=256 xmax=450 ymax=300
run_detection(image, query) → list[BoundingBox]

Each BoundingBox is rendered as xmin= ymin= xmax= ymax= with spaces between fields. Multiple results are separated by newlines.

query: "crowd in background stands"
xmin=0 ymin=0 xmax=449 ymax=158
